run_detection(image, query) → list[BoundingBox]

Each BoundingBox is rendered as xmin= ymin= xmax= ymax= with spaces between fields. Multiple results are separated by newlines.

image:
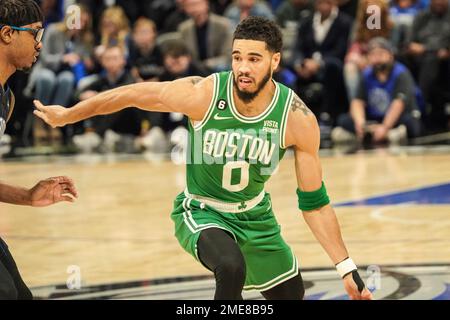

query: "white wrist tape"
xmin=336 ymin=258 xmax=357 ymax=278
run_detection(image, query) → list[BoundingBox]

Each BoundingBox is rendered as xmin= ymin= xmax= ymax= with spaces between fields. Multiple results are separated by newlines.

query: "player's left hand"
xmin=343 ymin=270 xmax=373 ymax=300
xmin=29 ymin=176 xmax=78 ymax=207
xmin=33 ymin=100 xmax=68 ymax=128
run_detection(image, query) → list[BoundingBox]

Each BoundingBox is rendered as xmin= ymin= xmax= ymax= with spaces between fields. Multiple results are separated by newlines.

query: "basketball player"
xmin=34 ymin=17 xmax=372 ymax=300
xmin=1 ymin=0 xmax=78 ymax=299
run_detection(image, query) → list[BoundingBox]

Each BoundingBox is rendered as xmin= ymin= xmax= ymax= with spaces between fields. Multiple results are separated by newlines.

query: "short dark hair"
xmin=0 ymin=0 xmax=43 ymax=27
xmin=233 ymin=16 xmax=283 ymax=53
xmin=163 ymin=40 xmax=191 ymax=58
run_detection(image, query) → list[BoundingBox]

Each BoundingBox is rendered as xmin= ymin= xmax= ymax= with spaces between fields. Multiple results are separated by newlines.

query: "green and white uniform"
xmin=171 ymin=71 xmax=298 ymax=291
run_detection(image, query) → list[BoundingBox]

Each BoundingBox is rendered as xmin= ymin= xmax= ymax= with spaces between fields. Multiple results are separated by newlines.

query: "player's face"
xmin=231 ymin=39 xmax=280 ymax=102
xmin=4 ymin=22 xmax=43 ymax=73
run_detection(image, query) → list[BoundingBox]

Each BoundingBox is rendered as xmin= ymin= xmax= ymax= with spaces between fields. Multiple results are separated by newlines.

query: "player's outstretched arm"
xmin=33 ymin=76 xmax=214 ymax=128
xmin=0 ymin=177 xmax=78 ymax=206
xmin=285 ymin=94 xmax=373 ymax=300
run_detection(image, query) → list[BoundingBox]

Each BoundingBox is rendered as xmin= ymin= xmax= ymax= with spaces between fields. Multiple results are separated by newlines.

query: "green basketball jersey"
xmin=186 ymin=71 xmax=294 ymax=203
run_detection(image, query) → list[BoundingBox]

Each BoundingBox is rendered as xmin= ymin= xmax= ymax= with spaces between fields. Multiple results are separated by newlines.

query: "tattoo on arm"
xmin=291 ymin=95 xmax=312 ymax=116
xmin=189 ymin=76 xmax=204 ymax=85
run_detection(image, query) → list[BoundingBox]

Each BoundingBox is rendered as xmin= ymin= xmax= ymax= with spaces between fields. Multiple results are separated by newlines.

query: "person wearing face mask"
xmin=332 ymin=37 xmax=423 ymax=145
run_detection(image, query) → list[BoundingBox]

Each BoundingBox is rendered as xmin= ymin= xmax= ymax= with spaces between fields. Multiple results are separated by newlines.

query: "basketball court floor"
xmin=1 ymin=144 xmax=449 ymax=300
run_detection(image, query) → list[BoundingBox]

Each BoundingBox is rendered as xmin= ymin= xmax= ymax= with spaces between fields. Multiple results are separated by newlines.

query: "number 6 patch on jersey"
xmin=217 ymin=99 xmax=227 ymax=110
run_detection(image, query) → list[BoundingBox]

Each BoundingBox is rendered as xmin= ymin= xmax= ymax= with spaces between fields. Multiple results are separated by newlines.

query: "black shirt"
xmin=128 ymin=42 xmax=164 ymax=74
xmin=0 ymin=85 xmax=14 ymax=138
xmin=196 ymin=21 xmax=209 ymax=62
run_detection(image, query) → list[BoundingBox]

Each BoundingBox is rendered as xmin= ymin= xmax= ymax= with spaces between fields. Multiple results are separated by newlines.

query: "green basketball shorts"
xmin=170 ymin=191 xmax=299 ymax=292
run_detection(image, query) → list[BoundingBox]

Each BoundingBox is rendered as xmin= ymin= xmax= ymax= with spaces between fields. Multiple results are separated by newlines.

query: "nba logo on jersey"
xmin=217 ymin=99 xmax=227 ymax=110
xmin=0 ymin=118 xmax=6 ymax=137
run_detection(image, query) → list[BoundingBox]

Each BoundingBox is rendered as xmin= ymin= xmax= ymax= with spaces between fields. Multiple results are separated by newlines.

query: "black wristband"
xmin=351 ymin=270 xmax=365 ymax=293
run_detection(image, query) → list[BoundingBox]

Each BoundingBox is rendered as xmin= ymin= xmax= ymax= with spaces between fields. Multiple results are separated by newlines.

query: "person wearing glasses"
xmin=0 ymin=0 xmax=78 ymax=299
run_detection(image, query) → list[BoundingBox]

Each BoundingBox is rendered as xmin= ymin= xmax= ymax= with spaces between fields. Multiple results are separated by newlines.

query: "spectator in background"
xmin=390 ymin=0 xmax=429 ymax=52
xmin=224 ymin=0 xmax=275 ymax=30
xmin=276 ymin=0 xmax=313 ymax=66
xmin=390 ymin=0 xmax=429 ymax=18
xmin=30 ymin=3 xmax=94 ymax=145
xmin=161 ymin=0 xmax=190 ymax=34
xmin=390 ymin=0 xmax=430 ymax=18
xmin=77 ymin=0 xmax=164 ymax=32
xmin=94 ymin=6 xmax=130 ymax=62
xmin=292 ymin=0 xmax=352 ymax=124
xmin=178 ymin=0 xmax=232 ymax=72
xmin=407 ymin=0 xmax=450 ymax=110
xmin=160 ymin=40 xmax=210 ymax=82
xmin=39 ymin=0 xmax=65 ymax=27
xmin=129 ymin=17 xmax=164 ymax=82
xmin=77 ymin=0 xmax=109 ymax=32
xmin=112 ymin=0 xmax=157 ymax=26
xmin=129 ymin=18 xmax=174 ymax=152
xmin=73 ymin=45 xmax=141 ymax=153
xmin=159 ymin=40 xmax=209 ymax=132
xmin=344 ymin=0 xmax=393 ymax=101
xmin=332 ymin=38 xmax=422 ymax=145
xmin=267 ymin=0 xmax=284 ymax=11
xmin=137 ymin=40 xmax=210 ymax=154
xmin=336 ymin=0 xmax=359 ymax=19
xmin=275 ymin=0 xmax=313 ymax=29
xmin=95 ymin=0 xmax=180 ymax=33
xmin=210 ymin=0 xmax=234 ymax=15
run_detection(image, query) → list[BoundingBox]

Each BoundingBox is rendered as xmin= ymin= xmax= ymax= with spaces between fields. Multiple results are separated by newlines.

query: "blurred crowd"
xmin=2 ymin=0 xmax=450 ymax=155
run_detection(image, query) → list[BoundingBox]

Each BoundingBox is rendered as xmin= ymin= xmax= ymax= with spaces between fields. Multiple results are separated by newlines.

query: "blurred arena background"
xmin=1 ymin=0 xmax=449 ymax=300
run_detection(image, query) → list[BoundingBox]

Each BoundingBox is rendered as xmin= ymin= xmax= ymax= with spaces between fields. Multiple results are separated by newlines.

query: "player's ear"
xmin=0 ymin=25 xmax=14 ymax=44
xmin=271 ymin=52 xmax=281 ymax=71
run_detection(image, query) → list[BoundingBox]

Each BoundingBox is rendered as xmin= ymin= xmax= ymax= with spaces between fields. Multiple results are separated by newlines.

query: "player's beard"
xmin=18 ymin=66 xmax=33 ymax=74
xmin=233 ymin=68 xmax=272 ymax=104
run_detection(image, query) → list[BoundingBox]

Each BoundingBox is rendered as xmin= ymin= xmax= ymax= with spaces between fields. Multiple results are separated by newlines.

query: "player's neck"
xmin=234 ymin=80 xmax=276 ymax=117
xmin=0 ymin=57 xmax=15 ymax=88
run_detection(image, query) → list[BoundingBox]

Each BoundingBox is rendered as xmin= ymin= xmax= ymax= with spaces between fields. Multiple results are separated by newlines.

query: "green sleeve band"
xmin=296 ymin=181 xmax=330 ymax=211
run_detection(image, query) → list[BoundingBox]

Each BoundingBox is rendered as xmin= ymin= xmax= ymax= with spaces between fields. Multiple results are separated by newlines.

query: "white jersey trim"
xmin=280 ymin=89 xmax=294 ymax=149
xmin=191 ymin=73 xmax=220 ymax=131
xmin=227 ymin=72 xmax=280 ymax=124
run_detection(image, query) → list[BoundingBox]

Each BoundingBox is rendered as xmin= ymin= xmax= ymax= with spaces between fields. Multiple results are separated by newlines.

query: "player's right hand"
xmin=29 ymin=176 xmax=78 ymax=207
xmin=33 ymin=100 xmax=68 ymax=128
